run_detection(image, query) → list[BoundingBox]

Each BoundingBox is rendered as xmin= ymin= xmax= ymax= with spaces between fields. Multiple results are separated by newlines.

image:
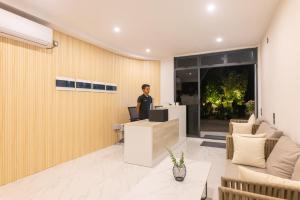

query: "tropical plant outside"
xmin=201 ymin=67 xmax=254 ymax=120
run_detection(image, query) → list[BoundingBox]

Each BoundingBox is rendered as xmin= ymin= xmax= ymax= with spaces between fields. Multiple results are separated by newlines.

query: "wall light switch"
xmin=273 ymin=113 xmax=276 ymax=125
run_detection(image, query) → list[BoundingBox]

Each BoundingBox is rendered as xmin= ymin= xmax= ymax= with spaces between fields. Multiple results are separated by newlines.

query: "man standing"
xmin=137 ymin=84 xmax=153 ymax=120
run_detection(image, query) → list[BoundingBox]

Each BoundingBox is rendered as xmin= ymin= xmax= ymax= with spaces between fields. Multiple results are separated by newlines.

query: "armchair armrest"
xmin=230 ymin=119 xmax=249 ymax=123
xmin=226 ymin=135 xmax=279 ymax=159
xmin=219 ymin=186 xmax=283 ymax=200
xmin=220 ymin=177 xmax=300 ymax=200
xmin=226 ymin=135 xmax=234 ymax=159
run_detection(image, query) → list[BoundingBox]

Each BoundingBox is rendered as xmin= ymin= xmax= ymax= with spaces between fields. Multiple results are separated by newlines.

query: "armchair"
xmin=226 ymin=119 xmax=279 ymax=159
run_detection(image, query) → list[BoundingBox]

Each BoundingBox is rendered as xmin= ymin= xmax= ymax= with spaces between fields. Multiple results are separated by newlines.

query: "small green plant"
xmin=246 ymin=100 xmax=255 ymax=115
xmin=167 ymin=148 xmax=185 ymax=168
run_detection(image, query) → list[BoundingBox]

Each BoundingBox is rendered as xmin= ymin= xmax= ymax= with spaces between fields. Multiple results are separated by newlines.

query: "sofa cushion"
xmin=232 ymin=135 xmax=266 ymax=168
xmin=266 ymin=129 xmax=283 ymax=138
xmin=248 ymin=114 xmax=256 ymax=124
xmin=225 ymin=162 xmax=267 ymax=178
xmin=256 ymin=122 xmax=270 ymax=134
xmin=232 ymin=122 xmax=253 ymax=134
xmin=256 ymin=122 xmax=283 ymax=138
xmin=266 ymin=136 xmax=300 ymax=179
xmin=292 ymin=158 xmax=300 ymax=181
xmin=238 ymin=166 xmax=300 ymax=189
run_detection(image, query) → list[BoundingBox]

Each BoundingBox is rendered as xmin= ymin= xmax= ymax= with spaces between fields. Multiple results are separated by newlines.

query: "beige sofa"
xmin=220 ymin=123 xmax=300 ymax=200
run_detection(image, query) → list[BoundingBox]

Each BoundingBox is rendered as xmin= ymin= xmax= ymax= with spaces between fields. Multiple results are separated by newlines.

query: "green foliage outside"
xmin=221 ymin=72 xmax=248 ymax=107
xmin=205 ymin=83 xmax=223 ymax=108
xmin=245 ymin=100 xmax=255 ymax=115
xmin=202 ymin=70 xmax=253 ymax=119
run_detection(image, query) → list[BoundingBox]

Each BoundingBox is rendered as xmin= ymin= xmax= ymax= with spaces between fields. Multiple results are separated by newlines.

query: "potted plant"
xmin=167 ymin=149 xmax=186 ymax=182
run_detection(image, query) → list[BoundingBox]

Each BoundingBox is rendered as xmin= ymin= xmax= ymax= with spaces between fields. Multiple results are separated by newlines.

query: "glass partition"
xmin=175 ymin=68 xmax=200 ymax=137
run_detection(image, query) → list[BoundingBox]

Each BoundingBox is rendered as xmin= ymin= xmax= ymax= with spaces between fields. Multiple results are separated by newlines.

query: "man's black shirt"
xmin=137 ymin=94 xmax=152 ymax=120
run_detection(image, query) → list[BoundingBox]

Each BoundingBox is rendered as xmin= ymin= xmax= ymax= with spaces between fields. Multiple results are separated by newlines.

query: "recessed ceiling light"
xmin=216 ymin=37 xmax=223 ymax=43
xmin=113 ymin=26 xmax=120 ymax=33
xmin=146 ymin=48 xmax=151 ymax=53
xmin=207 ymin=3 xmax=216 ymax=12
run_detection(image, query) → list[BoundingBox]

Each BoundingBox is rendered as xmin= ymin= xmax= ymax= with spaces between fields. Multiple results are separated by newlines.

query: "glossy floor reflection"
xmin=0 ymin=138 xmax=234 ymax=200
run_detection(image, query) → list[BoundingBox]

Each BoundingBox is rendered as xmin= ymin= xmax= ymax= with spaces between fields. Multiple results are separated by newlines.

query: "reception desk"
xmin=124 ymin=119 xmax=179 ymax=167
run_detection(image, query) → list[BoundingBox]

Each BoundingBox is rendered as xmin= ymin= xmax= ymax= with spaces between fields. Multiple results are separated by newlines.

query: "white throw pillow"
xmin=232 ymin=122 xmax=253 ymax=134
xmin=238 ymin=166 xmax=300 ymax=189
xmin=232 ymin=135 xmax=266 ymax=168
xmin=248 ymin=114 xmax=256 ymax=124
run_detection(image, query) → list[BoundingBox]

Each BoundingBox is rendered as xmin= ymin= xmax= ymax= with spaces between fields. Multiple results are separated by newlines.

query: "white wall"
xmin=260 ymin=0 xmax=300 ymax=143
xmin=160 ymin=58 xmax=174 ymax=105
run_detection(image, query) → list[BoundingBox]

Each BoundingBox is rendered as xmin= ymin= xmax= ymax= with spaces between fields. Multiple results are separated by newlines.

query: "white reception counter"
xmin=124 ymin=105 xmax=186 ymax=167
xmin=124 ymin=119 xmax=179 ymax=167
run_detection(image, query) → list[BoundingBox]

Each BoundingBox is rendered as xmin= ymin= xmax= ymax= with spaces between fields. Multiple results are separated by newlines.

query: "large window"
xmin=174 ymin=48 xmax=257 ymax=138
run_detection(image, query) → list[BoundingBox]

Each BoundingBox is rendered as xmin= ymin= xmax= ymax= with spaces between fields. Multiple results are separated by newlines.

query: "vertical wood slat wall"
xmin=0 ymin=31 xmax=160 ymax=186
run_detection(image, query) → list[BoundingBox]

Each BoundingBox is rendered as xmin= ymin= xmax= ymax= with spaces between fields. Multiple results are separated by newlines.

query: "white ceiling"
xmin=1 ymin=0 xmax=279 ymax=60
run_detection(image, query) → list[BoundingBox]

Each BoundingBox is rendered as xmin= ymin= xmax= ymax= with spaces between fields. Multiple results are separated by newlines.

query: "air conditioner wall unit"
xmin=0 ymin=8 xmax=53 ymax=48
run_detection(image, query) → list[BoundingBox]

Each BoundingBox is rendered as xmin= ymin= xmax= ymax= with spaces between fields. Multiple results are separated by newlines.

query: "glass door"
xmin=175 ymin=68 xmax=200 ymax=137
xmin=199 ymin=65 xmax=255 ymax=138
xmin=175 ymin=64 xmax=256 ymax=138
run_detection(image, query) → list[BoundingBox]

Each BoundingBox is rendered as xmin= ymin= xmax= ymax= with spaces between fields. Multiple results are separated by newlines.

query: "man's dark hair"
xmin=141 ymin=84 xmax=150 ymax=90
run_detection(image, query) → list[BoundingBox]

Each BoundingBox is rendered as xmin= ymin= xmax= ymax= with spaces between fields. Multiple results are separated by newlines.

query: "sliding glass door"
xmin=175 ymin=65 xmax=256 ymax=138
xmin=175 ymin=68 xmax=200 ymax=137
xmin=174 ymin=48 xmax=258 ymax=138
xmin=199 ymin=65 xmax=255 ymax=137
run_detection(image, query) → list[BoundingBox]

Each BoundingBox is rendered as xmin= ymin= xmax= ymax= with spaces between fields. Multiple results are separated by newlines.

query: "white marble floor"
xmin=0 ymin=138 xmax=235 ymax=200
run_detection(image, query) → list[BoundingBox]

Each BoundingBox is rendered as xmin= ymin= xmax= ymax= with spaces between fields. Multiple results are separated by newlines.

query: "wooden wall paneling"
xmin=94 ymin=48 xmax=102 ymax=150
xmin=0 ymin=36 xmax=4 ymax=184
xmin=0 ymin=31 xmax=160 ymax=186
